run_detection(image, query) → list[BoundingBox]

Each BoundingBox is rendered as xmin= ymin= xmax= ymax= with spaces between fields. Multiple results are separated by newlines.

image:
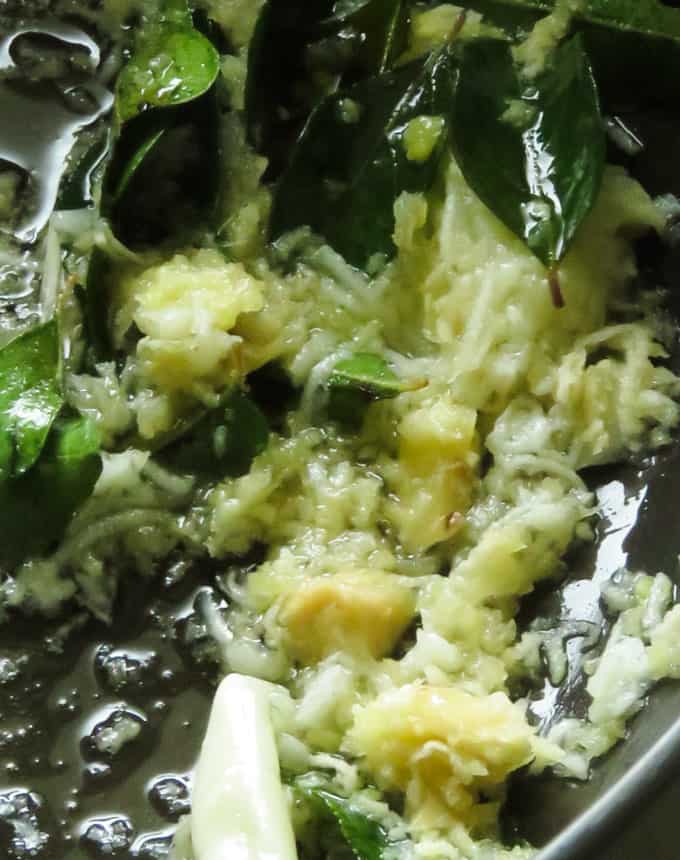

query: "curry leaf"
xmin=0 ymin=321 xmax=63 ymax=480
xmin=157 ymin=389 xmax=269 ymax=479
xmin=301 ymin=787 xmax=390 ymax=860
xmin=449 ymin=34 xmax=605 ymax=268
xmin=102 ymin=1 xmax=222 ymax=246
xmin=57 ymin=130 xmax=111 ymax=211
xmin=76 ymin=247 xmax=115 ymax=369
xmin=0 ymin=415 xmax=102 ymax=570
xmin=329 ymin=353 xmax=415 ymax=398
xmin=115 ymin=24 xmax=220 ymax=125
xmin=327 ymin=352 xmax=421 ymax=427
xmin=466 ymin=0 xmax=680 ymax=106
xmin=245 ymin=0 xmax=330 ymax=172
xmin=246 ymin=0 xmax=409 ymax=176
xmin=109 ymin=126 xmax=166 ymax=204
xmin=271 ymin=47 xmax=457 ymax=268
xmin=326 ymin=0 xmax=410 ymax=78
xmin=103 ymin=88 xmax=221 ymax=247
xmin=468 ymin=0 xmax=680 ymax=39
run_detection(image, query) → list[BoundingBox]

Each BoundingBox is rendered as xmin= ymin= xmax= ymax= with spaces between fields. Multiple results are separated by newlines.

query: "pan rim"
xmin=536 ymin=713 xmax=680 ymax=860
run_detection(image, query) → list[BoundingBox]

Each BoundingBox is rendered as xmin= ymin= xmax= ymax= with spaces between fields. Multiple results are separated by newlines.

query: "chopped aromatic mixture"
xmin=2 ymin=1 xmax=680 ymax=858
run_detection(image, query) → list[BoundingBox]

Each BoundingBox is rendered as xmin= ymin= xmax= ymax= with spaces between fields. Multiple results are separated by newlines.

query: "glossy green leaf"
xmin=246 ymin=0 xmax=409 ymax=176
xmin=76 ymin=247 xmax=115 ymax=369
xmin=0 ymin=415 xmax=102 ymax=569
xmin=301 ymin=787 xmax=389 ymax=860
xmin=104 ymin=87 xmax=221 ymax=248
xmin=245 ymin=0 xmax=329 ymax=172
xmin=327 ymin=0 xmax=410 ymax=77
xmin=57 ymin=130 xmax=111 ymax=211
xmin=109 ymin=126 xmax=166 ymax=204
xmin=327 ymin=352 xmax=419 ymax=427
xmin=329 ymin=353 xmax=410 ymax=398
xmin=468 ymin=0 xmax=680 ymax=39
xmin=157 ymin=389 xmax=269 ymax=479
xmin=466 ymin=0 xmax=680 ymax=107
xmin=115 ymin=25 xmax=220 ymax=125
xmin=271 ymin=47 xmax=457 ymax=267
xmin=103 ymin=0 xmax=222 ymax=245
xmin=0 ymin=321 xmax=63 ymax=480
xmin=449 ymin=34 xmax=605 ymax=268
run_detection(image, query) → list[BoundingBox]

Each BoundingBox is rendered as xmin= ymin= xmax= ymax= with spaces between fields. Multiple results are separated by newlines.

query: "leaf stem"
xmin=548 ymin=268 xmax=565 ymax=309
xmin=450 ymin=10 xmax=468 ymax=42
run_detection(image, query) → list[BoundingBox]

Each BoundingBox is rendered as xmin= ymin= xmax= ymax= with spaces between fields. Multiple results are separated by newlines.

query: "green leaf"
xmin=76 ymin=247 xmax=115 ymax=369
xmin=102 ymin=1 xmax=222 ymax=247
xmin=0 ymin=415 xmax=102 ymax=569
xmin=449 ymin=34 xmax=605 ymax=268
xmin=104 ymin=88 xmax=221 ymax=247
xmin=329 ymin=353 xmax=412 ymax=399
xmin=0 ymin=321 xmax=63 ymax=480
xmin=109 ymin=126 xmax=167 ymax=204
xmin=327 ymin=352 xmax=420 ymax=427
xmin=327 ymin=0 xmax=410 ymax=78
xmin=157 ymin=389 xmax=269 ymax=479
xmin=115 ymin=24 xmax=220 ymax=125
xmin=246 ymin=0 xmax=409 ymax=177
xmin=301 ymin=787 xmax=389 ymax=860
xmin=466 ymin=0 xmax=680 ymax=106
xmin=57 ymin=130 xmax=111 ymax=211
xmin=271 ymin=48 xmax=457 ymax=268
xmin=469 ymin=0 xmax=680 ymax=39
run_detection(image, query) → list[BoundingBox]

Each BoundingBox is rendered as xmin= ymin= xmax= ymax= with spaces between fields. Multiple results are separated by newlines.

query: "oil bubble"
xmin=148 ymin=775 xmax=190 ymax=821
xmin=0 ymin=789 xmax=50 ymax=857
xmin=81 ymin=814 xmax=133 ymax=857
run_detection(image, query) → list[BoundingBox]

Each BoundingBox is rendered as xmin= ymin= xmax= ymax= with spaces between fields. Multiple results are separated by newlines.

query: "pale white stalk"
xmin=41 ymin=219 xmax=61 ymax=323
xmin=190 ymin=673 xmax=298 ymax=860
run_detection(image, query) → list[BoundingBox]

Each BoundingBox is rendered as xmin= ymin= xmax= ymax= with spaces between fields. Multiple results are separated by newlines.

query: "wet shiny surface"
xmin=0 ymin=15 xmax=221 ymax=854
xmin=0 ymin=19 xmax=112 ymax=242
xmin=508 ymin=446 xmax=680 ymax=850
xmin=0 ymin=9 xmax=114 ymax=343
xmin=0 ymin=570 xmax=218 ymax=858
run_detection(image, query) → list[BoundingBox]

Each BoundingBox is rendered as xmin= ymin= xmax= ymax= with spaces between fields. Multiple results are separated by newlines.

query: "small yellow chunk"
xmin=278 ymin=570 xmax=416 ymax=665
xmin=512 ymin=0 xmax=580 ymax=78
xmin=346 ymin=683 xmax=535 ymax=831
xmin=387 ymin=398 xmax=479 ymax=550
xmin=393 ymin=192 xmax=428 ymax=252
xmin=121 ymin=250 xmax=264 ymax=397
xmin=410 ymin=4 xmax=463 ymax=53
xmin=406 ymin=5 xmax=499 ymax=60
xmin=403 ymin=116 xmax=445 ymax=163
xmin=387 ymin=466 xmax=473 ymax=551
xmin=400 ymin=399 xmax=477 ymax=472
